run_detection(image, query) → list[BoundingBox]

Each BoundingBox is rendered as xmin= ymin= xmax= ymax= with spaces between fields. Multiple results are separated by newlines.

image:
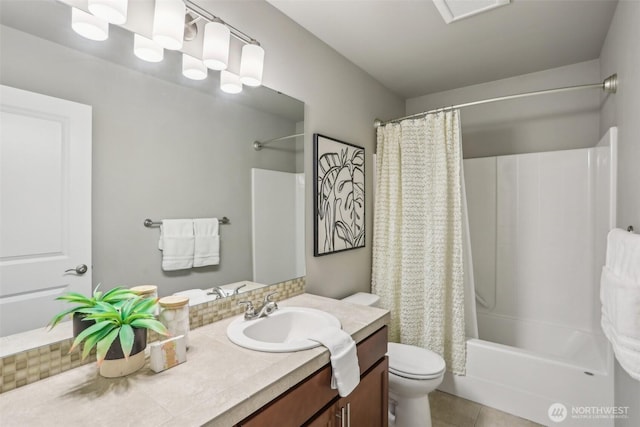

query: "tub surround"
xmin=0 ymin=293 xmax=390 ymax=426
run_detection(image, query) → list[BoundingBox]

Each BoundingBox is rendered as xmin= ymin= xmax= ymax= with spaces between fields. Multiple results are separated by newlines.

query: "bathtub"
xmin=439 ymin=331 xmax=614 ymax=426
xmin=449 ymin=130 xmax=618 ymax=426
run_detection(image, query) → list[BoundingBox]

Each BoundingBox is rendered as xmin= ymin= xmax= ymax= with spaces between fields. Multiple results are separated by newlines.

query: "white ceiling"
xmin=268 ymin=0 xmax=618 ymax=99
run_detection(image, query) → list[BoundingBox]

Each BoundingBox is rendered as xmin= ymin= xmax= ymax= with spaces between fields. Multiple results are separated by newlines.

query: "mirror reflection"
xmin=0 ymin=0 xmax=305 ymax=338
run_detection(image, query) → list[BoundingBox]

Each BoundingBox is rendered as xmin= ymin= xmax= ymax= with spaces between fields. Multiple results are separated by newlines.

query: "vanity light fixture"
xmin=202 ymin=19 xmax=231 ymax=70
xmin=239 ymin=41 xmax=264 ymax=87
xmin=71 ymin=7 xmax=109 ymax=41
xmin=182 ymin=54 xmax=208 ymax=80
xmin=152 ymin=0 xmax=186 ymax=50
xmin=186 ymin=0 xmax=265 ymax=89
xmin=134 ymin=34 xmax=164 ymax=63
xmin=87 ymin=0 xmax=128 ymax=25
xmin=66 ymin=0 xmax=264 ymax=94
xmin=220 ymin=70 xmax=243 ymax=94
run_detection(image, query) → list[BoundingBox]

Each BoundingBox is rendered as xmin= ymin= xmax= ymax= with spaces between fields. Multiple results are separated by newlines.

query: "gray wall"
xmin=406 ymin=60 xmax=601 ymax=158
xmin=599 ymin=1 xmax=640 ymax=425
xmin=207 ymin=1 xmax=405 ymax=298
xmin=1 ymin=25 xmax=299 ymax=297
xmin=2 ymin=0 xmax=405 ymax=300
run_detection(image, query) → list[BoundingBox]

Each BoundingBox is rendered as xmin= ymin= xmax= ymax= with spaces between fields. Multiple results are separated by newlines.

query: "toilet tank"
xmin=341 ymin=292 xmax=380 ymax=307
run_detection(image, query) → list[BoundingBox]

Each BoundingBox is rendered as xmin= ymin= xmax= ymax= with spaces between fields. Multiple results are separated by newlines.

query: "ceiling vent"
xmin=432 ymin=0 xmax=510 ymax=24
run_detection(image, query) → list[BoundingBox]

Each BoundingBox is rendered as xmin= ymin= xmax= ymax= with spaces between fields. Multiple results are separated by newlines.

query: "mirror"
xmin=0 ymin=0 xmax=305 ymax=341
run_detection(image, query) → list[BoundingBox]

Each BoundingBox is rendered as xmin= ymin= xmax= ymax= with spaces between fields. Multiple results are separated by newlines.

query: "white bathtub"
xmin=439 ymin=334 xmax=614 ymax=426
xmin=449 ymin=130 xmax=618 ymax=426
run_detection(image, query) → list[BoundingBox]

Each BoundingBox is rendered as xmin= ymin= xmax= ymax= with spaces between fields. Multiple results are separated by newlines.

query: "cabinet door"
xmin=308 ymin=357 xmax=389 ymax=427
xmin=306 ymin=402 xmax=339 ymax=427
xmin=339 ymin=357 xmax=389 ymax=427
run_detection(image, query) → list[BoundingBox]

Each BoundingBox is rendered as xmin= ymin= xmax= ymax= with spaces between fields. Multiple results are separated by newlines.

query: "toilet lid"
xmin=387 ymin=342 xmax=446 ymax=380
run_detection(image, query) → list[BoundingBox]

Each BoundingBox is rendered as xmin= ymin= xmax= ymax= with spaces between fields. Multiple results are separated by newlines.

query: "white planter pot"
xmin=99 ymin=350 xmax=146 ymax=378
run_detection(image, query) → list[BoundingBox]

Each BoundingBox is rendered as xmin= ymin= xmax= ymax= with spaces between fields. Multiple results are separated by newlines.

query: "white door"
xmin=0 ymin=85 xmax=92 ymax=337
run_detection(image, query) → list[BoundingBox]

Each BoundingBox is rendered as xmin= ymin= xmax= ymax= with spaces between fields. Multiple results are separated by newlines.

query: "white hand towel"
xmin=193 ymin=218 xmax=220 ymax=267
xmin=308 ymin=326 xmax=360 ymax=397
xmin=606 ymin=228 xmax=640 ymax=283
xmin=159 ymin=219 xmax=194 ymax=271
xmin=601 ymin=228 xmax=640 ymax=380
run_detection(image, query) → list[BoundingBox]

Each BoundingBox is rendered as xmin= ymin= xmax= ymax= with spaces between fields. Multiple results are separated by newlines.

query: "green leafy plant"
xmin=70 ymin=297 xmax=169 ymax=364
xmin=48 ymin=285 xmax=137 ymax=329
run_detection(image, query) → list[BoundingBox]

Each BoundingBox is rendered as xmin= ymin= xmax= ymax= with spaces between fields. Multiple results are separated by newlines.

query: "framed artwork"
xmin=313 ymin=133 xmax=365 ymax=256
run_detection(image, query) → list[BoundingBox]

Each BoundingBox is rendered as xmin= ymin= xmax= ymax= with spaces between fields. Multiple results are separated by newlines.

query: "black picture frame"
xmin=313 ymin=133 xmax=365 ymax=257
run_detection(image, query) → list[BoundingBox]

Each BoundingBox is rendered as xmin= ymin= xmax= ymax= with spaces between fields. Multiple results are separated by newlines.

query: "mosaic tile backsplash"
xmin=0 ymin=277 xmax=305 ymax=394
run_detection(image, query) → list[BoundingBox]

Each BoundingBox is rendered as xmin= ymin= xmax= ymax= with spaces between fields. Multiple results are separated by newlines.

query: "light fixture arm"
xmin=184 ymin=0 xmax=257 ymax=45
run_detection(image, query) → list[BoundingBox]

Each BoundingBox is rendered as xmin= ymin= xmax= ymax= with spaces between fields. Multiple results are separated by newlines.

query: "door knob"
xmin=65 ymin=264 xmax=88 ymax=275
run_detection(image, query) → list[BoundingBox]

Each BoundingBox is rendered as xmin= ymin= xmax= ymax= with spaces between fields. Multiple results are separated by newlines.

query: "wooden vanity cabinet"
xmin=236 ymin=326 xmax=388 ymax=427
xmin=308 ymin=357 xmax=388 ymax=427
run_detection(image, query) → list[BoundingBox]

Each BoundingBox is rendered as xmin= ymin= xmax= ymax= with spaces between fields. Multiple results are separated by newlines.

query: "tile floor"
xmin=429 ymin=390 xmax=545 ymax=427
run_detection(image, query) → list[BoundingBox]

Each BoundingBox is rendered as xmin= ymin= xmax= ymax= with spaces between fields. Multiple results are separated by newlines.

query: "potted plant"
xmin=49 ymin=285 xmax=137 ymax=337
xmin=70 ymin=296 xmax=169 ymax=377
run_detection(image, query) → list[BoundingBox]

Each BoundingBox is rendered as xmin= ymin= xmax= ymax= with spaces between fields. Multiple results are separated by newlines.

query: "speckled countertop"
xmin=0 ymin=293 xmax=389 ymax=427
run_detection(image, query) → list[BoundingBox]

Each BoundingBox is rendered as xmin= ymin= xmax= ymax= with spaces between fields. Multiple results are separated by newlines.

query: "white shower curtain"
xmin=372 ymin=111 xmax=468 ymax=374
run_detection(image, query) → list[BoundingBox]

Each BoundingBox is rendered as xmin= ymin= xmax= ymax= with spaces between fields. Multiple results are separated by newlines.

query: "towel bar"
xmin=144 ymin=217 xmax=230 ymax=227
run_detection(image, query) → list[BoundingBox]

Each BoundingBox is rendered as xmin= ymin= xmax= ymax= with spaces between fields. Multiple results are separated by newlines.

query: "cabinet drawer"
xmin=237 ymin=326 xmax=388 ymax=427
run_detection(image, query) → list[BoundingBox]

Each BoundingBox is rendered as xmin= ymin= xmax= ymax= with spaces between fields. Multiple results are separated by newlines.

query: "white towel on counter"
xmin=193 ymin=218 xmax=220 ymax=267
xmin=159 ymin=219 xmax=194 ymax=271
xmin=309 ymin=327 xmax=360 ymax=397
xmin=601 ymin=228 xmax=640 ymax=380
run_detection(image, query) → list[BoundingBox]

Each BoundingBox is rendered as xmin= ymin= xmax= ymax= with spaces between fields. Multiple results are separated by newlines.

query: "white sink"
xmin=226 ymin=307 xmax=341 ymax=352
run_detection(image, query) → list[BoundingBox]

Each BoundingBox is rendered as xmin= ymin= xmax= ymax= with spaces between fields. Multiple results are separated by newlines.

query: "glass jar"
xmin=130 ymin=285 xmax=159 ymax=315
xmin=158 ymin=295 xmax=190 ymax=348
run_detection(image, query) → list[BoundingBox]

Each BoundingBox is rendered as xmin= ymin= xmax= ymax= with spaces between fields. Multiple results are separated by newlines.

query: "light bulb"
xmin=134 ymin=34 xmax=164 ymax=63
xmin=220 ymin=71 xmax=242 ymax=94
xmin=182 ymin=54 xmax=207 ymax=80
xmin=88 ymin=0 xmax=128 ymax=25
xmin=152 ymin=0 xmax=185 ymax=50
xmin=239 ymin=42 xmax=264 ymax=87
xmin=71 ymin=7 xmax=109 ymax=41
xmin=202 ymin=20 xmax=230 ymax=71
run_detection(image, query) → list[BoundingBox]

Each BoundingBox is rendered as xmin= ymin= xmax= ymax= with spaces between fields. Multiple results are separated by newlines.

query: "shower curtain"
xmin=372 ymin=110 xmax=469 ymax=374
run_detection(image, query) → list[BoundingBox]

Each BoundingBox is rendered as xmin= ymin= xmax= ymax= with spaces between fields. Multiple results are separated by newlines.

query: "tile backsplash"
xmin=0 ymin=277 xmax=305 ymax=394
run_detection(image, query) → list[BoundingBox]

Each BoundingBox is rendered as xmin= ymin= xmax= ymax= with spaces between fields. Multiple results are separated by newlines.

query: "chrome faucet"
xmin=239 ymin=292 xmax=278 ymax=320
xmin=207 ymin=286 xmax=227 ymax=299
xmin=231 ymin=283 xmax=247 ymax=295
xmin=207 ymin=283 xmax=247 ymax=299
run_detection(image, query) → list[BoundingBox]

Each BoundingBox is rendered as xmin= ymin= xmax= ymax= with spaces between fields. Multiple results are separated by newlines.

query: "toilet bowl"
xmin=342 ymin=292 xmax=446 ymax=427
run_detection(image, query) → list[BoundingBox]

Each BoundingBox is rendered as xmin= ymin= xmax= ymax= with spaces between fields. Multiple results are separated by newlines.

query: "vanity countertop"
xmin=0 ymin=293 xmax=390 ymax=426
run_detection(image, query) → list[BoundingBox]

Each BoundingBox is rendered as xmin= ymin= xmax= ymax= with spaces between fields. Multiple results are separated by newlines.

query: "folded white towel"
xmin=159 ymin=219 xmax=194 ymax=271
xmin=309 ymin=327 xmax=360 ymax=397
xmin=606 ymin=228 xmax=640 ymax=283
xmin=601 ymin=267 xmax=640 ymax=343
xmin=601 ymin=228 xmax=640 ymax=380
xmin=193 ymin=218 xmax=220 ymax=267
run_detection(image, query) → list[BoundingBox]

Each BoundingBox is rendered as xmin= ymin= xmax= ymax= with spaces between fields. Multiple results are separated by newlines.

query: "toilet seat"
xmin=387 ymin=342 xmax=446 ymax=380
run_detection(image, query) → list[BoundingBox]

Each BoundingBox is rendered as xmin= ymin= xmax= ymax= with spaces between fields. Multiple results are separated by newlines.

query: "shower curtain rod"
xmin=374 ymin=73 xmax=618 ymax=128
xmin=253 ymin=133 xmax=304 ymax=151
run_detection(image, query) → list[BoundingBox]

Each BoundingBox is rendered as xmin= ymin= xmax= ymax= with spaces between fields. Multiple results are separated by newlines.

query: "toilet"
xmin=342 ymin=292 xmax=446 ymax=427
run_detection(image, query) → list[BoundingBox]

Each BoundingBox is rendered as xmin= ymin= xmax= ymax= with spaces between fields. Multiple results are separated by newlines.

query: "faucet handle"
xmin=238 ymin=300 xmax=255 ymax=313
xmin=263 ymin=292 xmax=278 ymax=304
xmin=232 ymin=283 xmax=247 ymax=295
